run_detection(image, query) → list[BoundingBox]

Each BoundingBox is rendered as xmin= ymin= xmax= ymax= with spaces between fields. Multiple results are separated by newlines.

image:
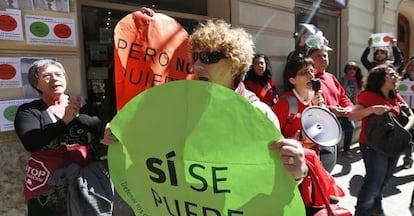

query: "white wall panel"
xmin=349 ymin=0 xmax=375 ymax=12
xmin=238 ymin=1 xmax=294 ymax=32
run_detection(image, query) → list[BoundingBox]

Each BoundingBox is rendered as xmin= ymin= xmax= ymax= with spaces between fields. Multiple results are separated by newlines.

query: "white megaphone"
xmin=300 ymin=106 xmax=343 ymax=147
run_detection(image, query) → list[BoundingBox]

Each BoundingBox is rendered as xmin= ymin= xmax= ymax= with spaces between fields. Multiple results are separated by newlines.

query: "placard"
xmin=0 ymin=8 xmax=24 ymax=41
xmin=24 ymin=15 xmax=76 ymax=46
xmin=399 ymin=80 xmax=414 ymax=108
xmin=0 ymin=98 xmax=36 ymax=131
xmin=371 ymin=33 xmax=393 ymax=47
xmin=108 ymin=80 xmax=305 ymax=216
xmin=0 ymin=57 xmax=22 ymax=88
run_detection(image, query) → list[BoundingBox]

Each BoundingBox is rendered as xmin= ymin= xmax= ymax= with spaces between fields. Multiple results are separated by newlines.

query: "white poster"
xmin=0 ymin=98 xmax=36 ymax=131
xmin=399 ymin=80 xmax=414 ymax=108
xmin=0 ymin=9 xmax=24 ymax=41
xmin=24 ymin=15 xmax=76 ymax=46
xmin=0 ymin=57 xmax=22 ymax=88
xmin=371 ymin=33 xmax=393 ymax=47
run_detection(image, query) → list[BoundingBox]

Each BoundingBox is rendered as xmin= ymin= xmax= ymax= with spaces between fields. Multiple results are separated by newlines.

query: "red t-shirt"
xmin=244 ymin=79 xmax=278 ymax=106
xmin=316 ymin=71 xmax=353 ymax=109
xmin=357 ymin=91 xmax=406 ymax=144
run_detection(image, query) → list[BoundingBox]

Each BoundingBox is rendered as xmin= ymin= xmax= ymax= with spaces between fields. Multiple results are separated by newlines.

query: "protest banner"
xmin=108 ymin=80 xmax=305 ymax=216
xmin=114 ymin=10 xmax=196 ymax=111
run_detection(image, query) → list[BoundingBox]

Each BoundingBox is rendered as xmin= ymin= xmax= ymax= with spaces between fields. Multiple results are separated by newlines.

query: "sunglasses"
xmin=192 ymin=51 xmax=226 ymax=64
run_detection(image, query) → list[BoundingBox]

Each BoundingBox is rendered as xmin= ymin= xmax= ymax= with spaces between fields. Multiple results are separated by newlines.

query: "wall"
xmin=230 ymin=0 xmax=295 ymax=91
xmin=0 ymin=131 xmax=27 ymax=216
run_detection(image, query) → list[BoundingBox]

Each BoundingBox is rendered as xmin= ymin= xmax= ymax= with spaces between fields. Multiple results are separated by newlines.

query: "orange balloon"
xmin=114 ymin=10 xmax=196 ymax=111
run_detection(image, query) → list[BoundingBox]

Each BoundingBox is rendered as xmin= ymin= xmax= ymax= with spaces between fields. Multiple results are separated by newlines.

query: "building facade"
xmin=1 ymin=0 xmax=414 ymax=214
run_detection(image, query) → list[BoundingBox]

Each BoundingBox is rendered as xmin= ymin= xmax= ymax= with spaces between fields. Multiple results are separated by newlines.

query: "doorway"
xmin=398 ymin=13 xmax=410 ymax=70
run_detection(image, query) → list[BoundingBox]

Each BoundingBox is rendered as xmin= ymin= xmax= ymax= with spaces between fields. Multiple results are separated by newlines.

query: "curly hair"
xmin=365 ymin=64 xmax=397 ymax=99
xmin=189 ymin=19 xmax=255 ymax=85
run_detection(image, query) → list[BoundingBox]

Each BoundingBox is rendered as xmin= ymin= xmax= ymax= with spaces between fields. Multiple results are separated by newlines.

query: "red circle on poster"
xmin=0 ymin=64 xmax=16 ymax=80
xmin=0 ymin=15 xmax=18 ymax=32
xmin=53 ymin=24 xmax=71 ymax=39
xmin=410 ymin=85 xmax=414 ymax=91
xmin=383 ymin=35 xmax=391 ymax=42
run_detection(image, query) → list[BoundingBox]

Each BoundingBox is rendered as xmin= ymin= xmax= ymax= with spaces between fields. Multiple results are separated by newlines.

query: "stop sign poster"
xmin=114 ymin=10 xmax=196 ymax=111
xmin=371 ymin=33 xmax=393 ymax=47
xmin=0 ymin=8 xmax=23 ymax=41
xmin=399 ymin=80 xmax=414 ymax=108
xmin=108 ymin=80 xmax=305 ymax=216
xmin=0 ymin=57 xmax=22 ymax=88
xmin=24 ymin=15 xmax=76 ymax=46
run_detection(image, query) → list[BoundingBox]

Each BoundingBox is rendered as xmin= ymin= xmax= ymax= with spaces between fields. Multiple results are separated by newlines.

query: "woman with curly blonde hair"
xmin=189 ymin=18 xmax=308 ymax=189
xmin=189 ymin=19 xmax=254 ymax=89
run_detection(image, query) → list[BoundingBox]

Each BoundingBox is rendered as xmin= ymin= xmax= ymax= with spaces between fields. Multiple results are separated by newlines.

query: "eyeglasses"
xmin=192 ymin=51 xmax=226 ymax=64
xmin=38 ymin=71 xmax=65 ymax=81
xmin=296 ymin=68 xmax=314 ymax=76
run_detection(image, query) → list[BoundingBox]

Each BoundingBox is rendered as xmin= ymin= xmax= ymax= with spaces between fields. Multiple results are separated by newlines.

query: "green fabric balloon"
xmin=108 ymin=80 xmax=305 ymax=216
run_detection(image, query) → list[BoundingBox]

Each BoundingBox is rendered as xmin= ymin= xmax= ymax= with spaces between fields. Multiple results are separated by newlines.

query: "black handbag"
xmin=398 ymin=103 xmax=414 ymax=141
xmin=364 ymin=111 xmax=412 ymax=157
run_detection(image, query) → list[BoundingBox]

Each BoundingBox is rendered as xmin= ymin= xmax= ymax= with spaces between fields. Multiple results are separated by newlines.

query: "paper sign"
xmin=24 ymin=15 xmax=76 ymax=46
xmin=306 ymin=35 xmax=324 ymax=48
xmin=0 ymin=57 xmax=22 ymax=88
xmin=371 ymin=33 xmax=393 ymax=47
xmin=0 ymin=98 xmax=36 ymax=131
xmin=0 ymin=9 xmax=24 ymax=41
xmin=399 ymin=80 xmax=414 ymax=108
xmin=108 ymin=80 xmax=305 ymax=216
xmin=114 ymin=11 xmax=196 ymax=111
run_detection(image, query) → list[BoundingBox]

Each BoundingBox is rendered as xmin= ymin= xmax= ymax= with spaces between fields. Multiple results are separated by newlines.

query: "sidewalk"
xmin=332 ymin=144 xmax=414 ymax=216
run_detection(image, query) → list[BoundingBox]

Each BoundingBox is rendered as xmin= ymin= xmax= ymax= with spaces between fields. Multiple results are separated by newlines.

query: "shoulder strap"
xmin=282 ymin=95 xmax=298 ymax=123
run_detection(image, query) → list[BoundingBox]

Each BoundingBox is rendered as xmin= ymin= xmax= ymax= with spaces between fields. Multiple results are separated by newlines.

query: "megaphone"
xmin=301 ymin=106 xmax=342 ymax=147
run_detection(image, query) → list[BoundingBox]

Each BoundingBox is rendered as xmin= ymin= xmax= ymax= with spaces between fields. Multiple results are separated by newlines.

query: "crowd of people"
xmin=13 ymin=8 xmax=414 ymax=216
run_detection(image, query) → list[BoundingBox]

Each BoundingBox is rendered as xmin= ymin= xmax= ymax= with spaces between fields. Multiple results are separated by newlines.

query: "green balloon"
xmin=108 ymin=80 xmax=305 ymax=216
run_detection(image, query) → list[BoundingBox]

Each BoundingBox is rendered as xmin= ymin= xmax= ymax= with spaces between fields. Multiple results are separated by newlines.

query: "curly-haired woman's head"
xmin=366 ymin=64 xmax=399 ymax=98
xmin=189 ymin=19 xmax=254 ymax=88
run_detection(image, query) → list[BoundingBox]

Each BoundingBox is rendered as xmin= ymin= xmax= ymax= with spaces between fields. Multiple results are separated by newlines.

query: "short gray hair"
xmin=28 ymin=59 xmax=66 ymax=93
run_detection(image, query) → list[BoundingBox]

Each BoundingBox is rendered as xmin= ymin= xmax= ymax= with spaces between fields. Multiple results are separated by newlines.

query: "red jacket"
xmin=244 ymin=78 xmax=278 ymax=106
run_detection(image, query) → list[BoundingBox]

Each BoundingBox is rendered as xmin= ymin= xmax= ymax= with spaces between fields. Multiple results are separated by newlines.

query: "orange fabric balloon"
xmin=114 ymin=10 xmax=196 ymax=111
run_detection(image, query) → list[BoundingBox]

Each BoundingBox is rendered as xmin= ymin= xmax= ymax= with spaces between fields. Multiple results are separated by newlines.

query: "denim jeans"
xmin=338 ymin=117 xmax=355 ymax=151
xmin=355 ymin=143 xmax=399 ymax=216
